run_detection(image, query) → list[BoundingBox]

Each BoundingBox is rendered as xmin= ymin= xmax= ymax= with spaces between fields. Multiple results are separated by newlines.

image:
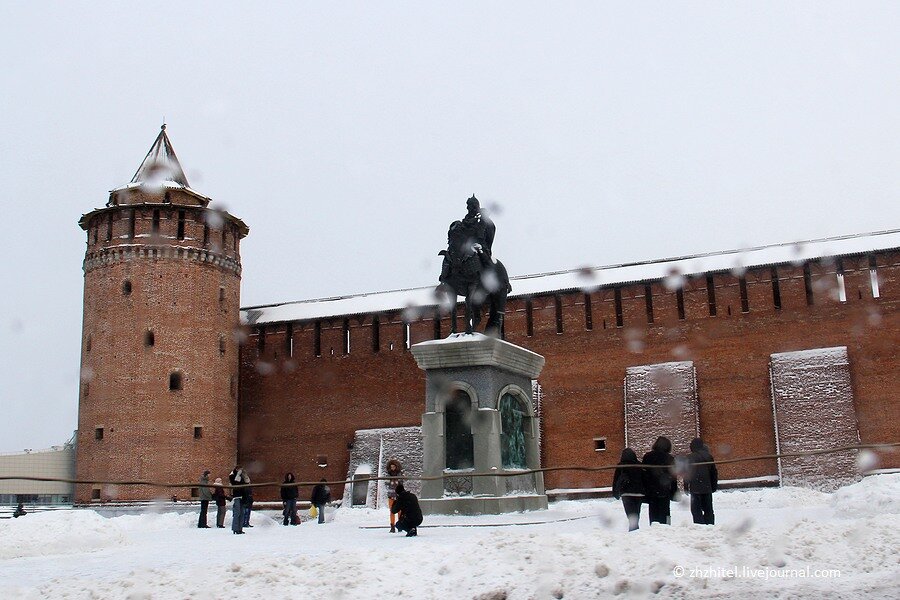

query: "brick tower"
xmin=75 ymin=126 xmax=249 ymax=503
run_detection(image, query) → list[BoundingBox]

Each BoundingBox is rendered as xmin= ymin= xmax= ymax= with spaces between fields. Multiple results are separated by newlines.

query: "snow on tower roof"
xmin=241 ymin=228 xmax=900 ymax=325
xmin=123 ymin=123 xmax=190 ymax=189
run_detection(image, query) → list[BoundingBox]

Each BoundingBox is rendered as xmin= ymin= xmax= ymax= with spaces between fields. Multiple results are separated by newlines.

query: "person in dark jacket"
xmin=612 ymin=448 xmax=645 ymax=531
xmin=390 ymin=483 xmax=423 ymax=537
xmin=228 ymin=465 xmax=248 ymax=534
xmin=197 ymin=470 xmax=212 ymax=528
xmin=310 ymin=478 xmax=331 ymax=524
xmin=642 ymin=436 xmax=678 ymax=525
xmin=684 ymin=437 xmax=718 ymax=525
xmin=212 ymin=478 xmax=227 ymax=528
xmin=281 ymin=472 xmax=299 ymax=526
xmin=13 ymin=502 xmax=26 ymax=518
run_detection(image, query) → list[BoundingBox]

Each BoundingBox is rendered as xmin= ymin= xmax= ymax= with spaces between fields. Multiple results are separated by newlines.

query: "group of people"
xmin=612 ymin=436 xmax=718 ymax=531
xmin=194 ymin=467 xmax=254 ymax=532
xmin=194 ymin=460 xmax=424 ymax=538
xmin=194 ymin=467 xmax=340 ymax=534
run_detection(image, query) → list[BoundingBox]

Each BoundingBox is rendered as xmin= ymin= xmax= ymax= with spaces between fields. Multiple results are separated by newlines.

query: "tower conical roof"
xmin=129 ymin=124 xmax=189 ymax=188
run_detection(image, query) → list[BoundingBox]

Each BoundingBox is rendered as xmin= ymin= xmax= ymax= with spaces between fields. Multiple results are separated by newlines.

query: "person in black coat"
xmin=684 ymin=437 xmax=718 ymax=525
xmin=642 ymin=436 xmax=678 ymax=525
xmin=390 ymin=483 xmax=423 ymax=537
xmin=281 ymin=472 xmax=299 ymax=526
xmin=310 ymin=478 xmax=331 ymax=524
xmin=228 ymin=465 xmax=249 ymax=534
xmin=612 ymin=448 xmax=645 ymax=531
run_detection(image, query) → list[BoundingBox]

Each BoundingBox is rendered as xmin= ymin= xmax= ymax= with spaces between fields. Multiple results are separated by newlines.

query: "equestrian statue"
xmin=436 ymin=195 xmax=512 ymax=336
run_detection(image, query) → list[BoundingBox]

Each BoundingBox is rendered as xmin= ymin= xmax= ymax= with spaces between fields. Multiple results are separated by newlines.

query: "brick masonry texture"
xmin=239 ymin=252 xmax=899 ymax=500
xmin=75 ymin=188 xmax=245 ymax=503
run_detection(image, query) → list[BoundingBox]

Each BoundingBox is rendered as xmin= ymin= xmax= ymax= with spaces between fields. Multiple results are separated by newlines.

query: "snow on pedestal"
xmin=770 ymin=346 xmax=860 ymax=491
xmin=624 ymin=361 xmax=699 ymax=456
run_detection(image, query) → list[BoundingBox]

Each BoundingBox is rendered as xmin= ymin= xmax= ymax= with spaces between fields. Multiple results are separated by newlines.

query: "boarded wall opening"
xmin=769 ymin=347 xmax=860 ymax=490
xmin=624 ymin=361 xmax=699 ymax=456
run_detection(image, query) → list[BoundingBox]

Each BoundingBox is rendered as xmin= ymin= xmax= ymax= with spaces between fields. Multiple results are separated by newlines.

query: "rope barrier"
xmin=0 ymin=442 xmax=896 ymax=491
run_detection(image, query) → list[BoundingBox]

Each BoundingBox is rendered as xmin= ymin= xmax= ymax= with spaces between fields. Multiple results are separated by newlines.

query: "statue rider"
xmin=461 ymin=195 xmax=495 ymax=260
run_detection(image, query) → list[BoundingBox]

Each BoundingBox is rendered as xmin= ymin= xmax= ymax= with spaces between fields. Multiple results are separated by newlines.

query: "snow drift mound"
xmin=830 ymin=473 xmax=900 ymax=516
xmin=714 ymin=485 xmax=829 ymax=510
xmin=1 ymin=510 xmax=126 ymax=559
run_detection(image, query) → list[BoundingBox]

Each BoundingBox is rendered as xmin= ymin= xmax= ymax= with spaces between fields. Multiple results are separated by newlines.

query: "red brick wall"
xmin=239 ymin=251 xmax=900 ymax=500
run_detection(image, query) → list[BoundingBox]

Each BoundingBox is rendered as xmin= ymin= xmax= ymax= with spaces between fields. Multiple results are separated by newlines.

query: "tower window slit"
xmin=803 ymin=263 xmax=814 ymax=305
xmin=614 ymin=288 xmax=624 ymax=327
xmin=152 ymin=209 xmax=160 ymax=234
xmin=739 ymin=277 xmax=749 ymax=313
xmin=285 ymin=323 xmax=293 ymax=357
xmin=525 ymin=299 xmax=534 ymax=337
xmin=706 ymin=275 xmax=717 ymax=316
xmin=372 ymin=316 xmax=380 ymax=352
xmin=314 ymin=321 xmax=322 ymax=357
xmin=177 ymin=210 xmax=185 ymax=240
xmin=169 ymin=371 xmax=183 ymax=391
xmin=644 ymin=285 xmax=654 ymax=324
xmin=770 ymin=267 xmax=782 ymax=310
xmin=554 ymin=295 xmax=563 ymax=334
xmin=106 ymin=214 xmax=112 ymax=241
xmin=257 ymin=326 xmax=266 ymax=352
xmin=128 ymin=210 xmax=135 ymax=239
xmin=676 ymin=287 xmax=686 ymax=320
xmin=584 ymin=293 xmax=593 ymax=330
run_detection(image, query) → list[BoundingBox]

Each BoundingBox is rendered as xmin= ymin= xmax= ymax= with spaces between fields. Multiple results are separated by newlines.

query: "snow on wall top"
xmin=771 ymin=346 xmax=850 ymax=368
xmin=242 ymin=228 xmax=900 ymax=325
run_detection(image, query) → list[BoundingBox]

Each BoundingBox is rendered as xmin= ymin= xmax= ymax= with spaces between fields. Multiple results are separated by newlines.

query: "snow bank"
xmin=1 ymin=510 xmax=126 ymax=559
xmin=6 ymin=475 xmax=899 ymax=599
xmin=830 ymin=473 xmax=900 ymax=517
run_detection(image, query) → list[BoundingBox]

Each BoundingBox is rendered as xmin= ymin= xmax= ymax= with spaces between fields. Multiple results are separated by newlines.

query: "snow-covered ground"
xmin=4 ymin=474 xmax=899 ymax=599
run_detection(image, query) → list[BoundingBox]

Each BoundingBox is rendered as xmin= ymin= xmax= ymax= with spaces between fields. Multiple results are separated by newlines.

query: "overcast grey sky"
xmin=1 ymin=2 xmax=898 ymax=452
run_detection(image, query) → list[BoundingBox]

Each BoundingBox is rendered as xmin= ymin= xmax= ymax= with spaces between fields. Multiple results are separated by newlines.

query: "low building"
xmin=0 ymin=437 xmax=76 ymax=507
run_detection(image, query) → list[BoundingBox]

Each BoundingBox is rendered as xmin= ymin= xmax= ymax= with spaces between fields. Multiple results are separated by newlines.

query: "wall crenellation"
xmin=244 ymin=252 xmax=896 ymax=361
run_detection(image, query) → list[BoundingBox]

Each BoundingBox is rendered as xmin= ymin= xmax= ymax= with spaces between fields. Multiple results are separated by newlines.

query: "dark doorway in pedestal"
xmin=445 ymin=391 xmax=474 ymax=470
xmin=351 ymin=474 xmax=369 ymax=506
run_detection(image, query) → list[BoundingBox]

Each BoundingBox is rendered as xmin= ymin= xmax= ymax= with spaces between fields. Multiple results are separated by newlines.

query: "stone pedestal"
xmin=411 ymin=333 xmax=548 ymax=515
